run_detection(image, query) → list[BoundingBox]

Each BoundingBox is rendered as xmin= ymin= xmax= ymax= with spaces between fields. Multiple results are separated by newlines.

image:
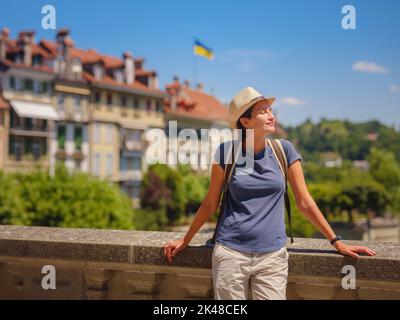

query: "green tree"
xmin=367 ymin=147 xmax=400 ymax=192
xmin=140 ymin=163 xmax=186 ymax=224
xmin=0 ymin=164 xmax=134 ymax=229
xmin=340 ymin=179 xmax=390 ymax=221
xmin=287 ymin=189 xmax=317 ymax=238
xmin=367 ymin=147 xmax=400 ymax=215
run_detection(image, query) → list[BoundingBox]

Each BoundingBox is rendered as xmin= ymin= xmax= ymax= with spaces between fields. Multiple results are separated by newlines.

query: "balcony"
xmin=0 ymin=225 xmax=399 ymax=300
xmin=119 ymin=170 xmax=142 ymax=181
xmin=9 ymin=125 xmax=50 ymax=138
xmin=5 ymin=156 xmax=49 ymax=173
xmin=72 ymin=150 xmax=84 ymax=161
xmin=121 ymin=139 xmax=144 ymax=153
xmin=58 ymin=110 xmax=87 ymax=123
xmin=55 ymin=149 xmax=67 ymax=160
xmin=55 ymin=149 xmax=85 ymax=161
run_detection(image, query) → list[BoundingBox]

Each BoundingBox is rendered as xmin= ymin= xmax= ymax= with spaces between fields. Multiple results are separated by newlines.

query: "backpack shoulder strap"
xmin=267 ymin=138 xmax=294 ymax=244
xmin=267 ymin=139 xmax=288 ymax=180
xmin=208 ymin=141 xmax=239 ymax=245
xmin=222 ymin=142 xmax=237 ymax=193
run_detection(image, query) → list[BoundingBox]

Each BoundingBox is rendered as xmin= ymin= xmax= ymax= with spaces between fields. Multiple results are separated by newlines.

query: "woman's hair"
xmin=236 ymin=105 xmax=254 ymax=146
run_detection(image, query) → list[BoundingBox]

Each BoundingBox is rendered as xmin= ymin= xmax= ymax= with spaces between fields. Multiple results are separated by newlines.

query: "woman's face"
xmin=239 ymin=100 xmax=276 ymax=135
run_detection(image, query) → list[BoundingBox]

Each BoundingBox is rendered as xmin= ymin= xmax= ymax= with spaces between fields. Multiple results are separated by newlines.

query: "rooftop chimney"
xmin=0 ymin=27 xmax=10 ymax=61
xmin=196 ymin=83 xmax=204 ymax=92
xmin=56 ymin=28 xmax=74 ymax=77
xmin=150 ymin=74 xmax=159 ymax=89
xmin=183 ymin=80 xmax=190 ymax=87
xmin=123 ymin=51 xmax=134 ymax=84
xmin=56 ymin=28 xmax=74 ymax=50
xmin=18 ymin=30 xmax=35 ymax=66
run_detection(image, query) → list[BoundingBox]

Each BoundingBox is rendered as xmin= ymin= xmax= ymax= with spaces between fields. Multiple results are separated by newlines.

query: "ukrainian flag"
xmin=193 ymin=39 xmax=214 ymax=60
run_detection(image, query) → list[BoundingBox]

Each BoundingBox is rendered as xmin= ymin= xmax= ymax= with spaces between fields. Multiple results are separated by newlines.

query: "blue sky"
xmin=1 ymin=0 xmax=399 ymax=130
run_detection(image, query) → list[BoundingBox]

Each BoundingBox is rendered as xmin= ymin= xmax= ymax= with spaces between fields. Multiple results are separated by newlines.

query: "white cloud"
xmin=278 ymin=97 xmax=307 ymax=106
xmin=352 ymin=61 xmax=389 ymax=74
xmin=389 ymin=85 xmax=400 ymax=93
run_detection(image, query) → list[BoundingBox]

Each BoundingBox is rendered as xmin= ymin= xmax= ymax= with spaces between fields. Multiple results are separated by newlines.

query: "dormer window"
xmin=114 ymin=69 xmax=123 ymax=82
xmin=94 ymin=63 xmax=104 ymax=80
xmin=71 ymin=58 xmax=82 ymax=75
xmin=15 ymin=52 xmax=23 ymax=64
xmin=32 ymin=55 xmax=42 ymax=66
xmin=55 ymin=57 xmax=66 ymax=75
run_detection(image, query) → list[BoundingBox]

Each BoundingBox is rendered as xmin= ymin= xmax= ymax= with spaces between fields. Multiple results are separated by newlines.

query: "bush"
xmin=287 ymin=189 xmax=317 ymax=238
xmin=0 ymin=164 xmax=134 ymax=229
xmin=140 ymin=163 xmax=210 ymax=225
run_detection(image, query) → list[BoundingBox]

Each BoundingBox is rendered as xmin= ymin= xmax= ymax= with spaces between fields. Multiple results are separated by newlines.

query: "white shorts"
xmin=212 ymin=242 xmax=289 ymax=300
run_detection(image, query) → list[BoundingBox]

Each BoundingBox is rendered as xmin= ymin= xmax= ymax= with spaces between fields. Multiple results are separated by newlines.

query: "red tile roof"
xmin=101 ymin=54 xmax=124 ymax=69
xmin=3 ymin=38 xmax=52 ymax=60
xmin=4 ymin=31 xmax=164 ymax=96
xmin=71 ymin=48 xmax=102 ymax=64
xmin=136 ymin=69 xmax=156 ymax=77
xmin=40 ymin=40 xmax=146 ymax=70
xmin=39 ymin=39 xmax=164 ymax=95
xmin=1 ymin=59 xmax=53 ymax=73
xmin=0 ymin=96 xmax=10 ymax=109
xmin=32 ymin=44 xmax=53 ymax=59
xmin=165 ymin=81 xmax=228 ymax=123
xmin=39 ymin=39 xmax=57 ymax=55
xmin=82 ymin=71 xmax=165 ymax=96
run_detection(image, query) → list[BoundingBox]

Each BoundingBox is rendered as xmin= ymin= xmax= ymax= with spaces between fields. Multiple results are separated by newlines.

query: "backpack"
xmin=206 ymin=138 xmax=294 ymax=246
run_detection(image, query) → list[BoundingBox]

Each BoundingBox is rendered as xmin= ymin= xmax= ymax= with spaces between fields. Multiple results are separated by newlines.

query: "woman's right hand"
xmin=163 ymin=238 xmax=188 ymax=264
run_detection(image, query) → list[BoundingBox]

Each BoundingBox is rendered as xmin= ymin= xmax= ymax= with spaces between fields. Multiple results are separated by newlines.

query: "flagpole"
xmin=193 ymin=40 xmax=197 ymax=85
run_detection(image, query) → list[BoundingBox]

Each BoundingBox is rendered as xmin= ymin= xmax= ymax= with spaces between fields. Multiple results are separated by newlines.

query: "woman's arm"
xmin=183 ymin=163 xmax=225 ymax=245
xmin=287 ymin=160 xmax=376 ymax=259
xmin=164 ymin=163 xmax=225 ymax=263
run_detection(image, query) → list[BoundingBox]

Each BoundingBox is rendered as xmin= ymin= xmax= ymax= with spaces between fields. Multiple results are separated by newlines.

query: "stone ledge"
xmin=0 ymin=225 xmax=399 ymax=282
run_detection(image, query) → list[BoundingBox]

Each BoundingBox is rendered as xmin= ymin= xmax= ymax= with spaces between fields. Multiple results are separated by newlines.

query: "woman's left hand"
xmin=333 ymin=241 xmax=377 ymax=259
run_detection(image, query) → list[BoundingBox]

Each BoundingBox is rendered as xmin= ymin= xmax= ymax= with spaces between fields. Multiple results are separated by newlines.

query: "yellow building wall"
xmin=0 ymin=110 xmax=5 ymax=170
xmin=89 ymin=121 xmax=120 ymax=182
xmin=91 ymin=91 xmax=165 ymax=129
xmin=52 ymin=93 xmax=90 ymax=122
xmin=89 ymin=90 xmax=166 ymax=183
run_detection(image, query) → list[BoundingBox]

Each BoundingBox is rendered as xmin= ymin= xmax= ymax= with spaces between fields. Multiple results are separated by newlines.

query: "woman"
xmin=163 ymin=86 xmax=376 ymax=300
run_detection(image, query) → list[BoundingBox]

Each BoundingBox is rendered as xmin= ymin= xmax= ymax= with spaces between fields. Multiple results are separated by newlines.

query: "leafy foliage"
xmin=0 ymin=164 xmax=134 ymax=229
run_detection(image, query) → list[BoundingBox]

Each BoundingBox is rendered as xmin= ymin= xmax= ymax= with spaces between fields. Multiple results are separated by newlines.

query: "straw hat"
xmin=228 ymin=87 xmax=275 ymax=129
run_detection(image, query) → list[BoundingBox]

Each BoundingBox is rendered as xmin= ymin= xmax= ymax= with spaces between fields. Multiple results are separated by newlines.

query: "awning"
xmin=10 ymin=100 xmax=59 ymax=120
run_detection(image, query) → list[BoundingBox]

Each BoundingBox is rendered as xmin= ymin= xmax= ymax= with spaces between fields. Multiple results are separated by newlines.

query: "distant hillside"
xmin=283 ymin=118 xmax=400 ymax=163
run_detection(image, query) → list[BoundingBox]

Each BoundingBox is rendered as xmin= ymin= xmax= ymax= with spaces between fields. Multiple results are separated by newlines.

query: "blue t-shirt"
xmin=213 ymin=138 xmax=302 ymax=253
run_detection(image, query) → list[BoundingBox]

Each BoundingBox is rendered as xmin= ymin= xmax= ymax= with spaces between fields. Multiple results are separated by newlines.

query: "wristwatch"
xmin=330 ymin=235 xmax=343 ymax=245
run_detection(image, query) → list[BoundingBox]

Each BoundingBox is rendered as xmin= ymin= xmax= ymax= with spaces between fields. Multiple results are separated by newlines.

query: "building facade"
xmin=0 ymin=27 xmax=232 ymax=205
xmin=164 ymin=78 xmax=228 ymax=172
xmin=0 ymin=27 xmax=168 ymax=205
xmin=0 ymin=29 xmax=57 ymax=174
